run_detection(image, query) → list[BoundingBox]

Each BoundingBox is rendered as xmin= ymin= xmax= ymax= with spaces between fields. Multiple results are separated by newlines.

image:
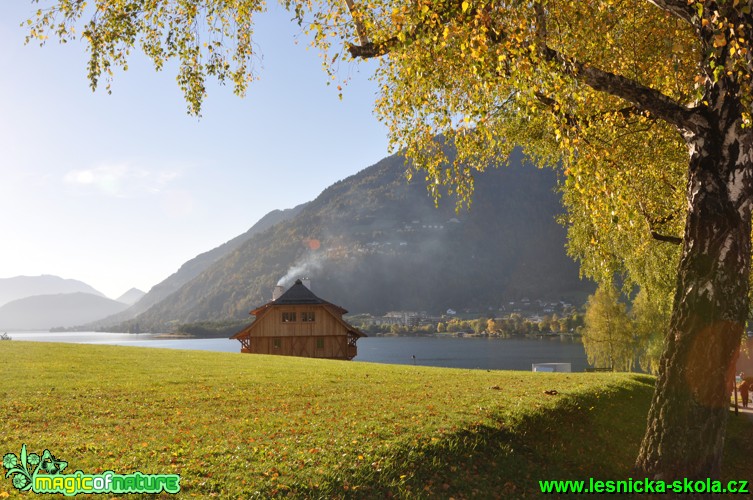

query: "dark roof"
xmin=273 ymin=279 xmax=327 ymax=305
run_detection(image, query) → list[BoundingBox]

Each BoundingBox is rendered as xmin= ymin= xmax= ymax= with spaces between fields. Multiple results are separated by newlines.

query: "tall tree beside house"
xmin=631 ymin=288 xmax=672 ymax=376
xmin=582 ymin=283 xmax=635 ymax=372
xmin=28 ymin=0 xmax=753 ymax=480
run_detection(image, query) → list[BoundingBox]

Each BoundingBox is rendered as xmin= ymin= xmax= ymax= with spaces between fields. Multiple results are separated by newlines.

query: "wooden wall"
xmin=237 ymin=304 xmax=358 ymax=359
xmin=243 ymin=335 xmax=350 ymax=359
xmin=248 ymin=305 xmax=349 ymax=338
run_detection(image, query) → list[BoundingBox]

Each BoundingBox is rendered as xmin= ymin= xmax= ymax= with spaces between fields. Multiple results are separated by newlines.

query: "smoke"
xmin=277 ymin=253 xmax=327 ymax=288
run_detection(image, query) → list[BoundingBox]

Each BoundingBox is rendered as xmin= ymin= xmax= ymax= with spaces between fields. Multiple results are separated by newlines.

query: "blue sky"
xmin=0 ymin=3 xmax=389 ymax=299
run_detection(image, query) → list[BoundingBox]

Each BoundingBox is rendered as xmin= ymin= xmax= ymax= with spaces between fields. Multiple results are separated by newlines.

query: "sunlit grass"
xmin=1 ymin=342 xmax=750 ymax=498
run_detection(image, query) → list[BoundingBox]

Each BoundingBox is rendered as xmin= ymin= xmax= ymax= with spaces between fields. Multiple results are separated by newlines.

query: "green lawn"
xmin=1 ymin=342 xmax=751 ymax=498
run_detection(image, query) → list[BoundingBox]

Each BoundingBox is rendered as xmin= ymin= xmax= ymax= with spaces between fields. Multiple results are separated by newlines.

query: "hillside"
xmin=113 ymin=149 xmax=593 ymax=332
xmin=0 ymin=275 xmax=103 ymax=307
xmin=0 ymin=292 xmax=128 ymax=330
xmin=85 ymin=204 xmax=306 ymax=329
xmin=115 ymin=288 xmax=145 ymax=305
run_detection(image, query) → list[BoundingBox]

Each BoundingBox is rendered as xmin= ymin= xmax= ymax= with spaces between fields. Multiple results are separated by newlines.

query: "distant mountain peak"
xmin=0 ymin=275 xmax=104 ymax=307
xmin=81 ymin=203 xmax=308 ymax=330
xmin=116 ymin=288 xmax=146 ymax=305
xmin=0 ymin=292 xmax=129 ymax=330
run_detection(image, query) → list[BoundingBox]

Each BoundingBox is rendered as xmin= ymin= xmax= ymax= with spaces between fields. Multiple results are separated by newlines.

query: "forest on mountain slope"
xmin=110 ymin=150 xmax=592 ymax=332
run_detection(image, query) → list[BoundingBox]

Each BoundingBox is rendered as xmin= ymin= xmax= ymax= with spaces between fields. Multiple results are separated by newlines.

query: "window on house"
xmin=316 ymin=338 xmax=324 ymax=349
xmin=301 ymin=312 xmax=316 ymax=322
xmin=273 ymin=338 xmax=281 ymax=349
xmin=282 ymin=312 xmax=296 ymax=323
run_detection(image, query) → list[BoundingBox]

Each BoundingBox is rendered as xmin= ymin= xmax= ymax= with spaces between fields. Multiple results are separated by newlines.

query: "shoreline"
xmin=10 ymin=330 xmax=582 ymax=341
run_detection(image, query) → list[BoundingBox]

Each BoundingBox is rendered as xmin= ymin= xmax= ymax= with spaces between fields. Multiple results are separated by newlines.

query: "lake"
xmin=3 ymin=332 xmax=589 ymax=371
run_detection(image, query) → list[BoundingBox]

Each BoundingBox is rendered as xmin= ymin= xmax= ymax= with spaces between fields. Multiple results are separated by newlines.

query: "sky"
xmin=0 ymin=3 xmax=389 ymax=299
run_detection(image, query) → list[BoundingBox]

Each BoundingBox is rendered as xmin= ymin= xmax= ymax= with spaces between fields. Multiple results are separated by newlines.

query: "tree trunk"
xmin=635 ymin=87 xmax=753 ymax=480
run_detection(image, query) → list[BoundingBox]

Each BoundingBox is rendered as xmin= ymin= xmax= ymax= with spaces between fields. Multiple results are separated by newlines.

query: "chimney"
xmin=272 ymin=285 xmax=285 ymax=301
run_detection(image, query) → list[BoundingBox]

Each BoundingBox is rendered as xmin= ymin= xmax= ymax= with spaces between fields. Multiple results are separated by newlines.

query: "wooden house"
xmin=231 ymin=279 xmax=366 ymax=360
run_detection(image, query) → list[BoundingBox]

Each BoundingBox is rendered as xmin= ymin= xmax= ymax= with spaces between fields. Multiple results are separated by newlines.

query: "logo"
xmin=3 ymin=444 xmax=180 ymax=496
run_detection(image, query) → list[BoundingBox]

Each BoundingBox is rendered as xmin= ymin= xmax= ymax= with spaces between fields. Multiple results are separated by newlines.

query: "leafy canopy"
xmin=25 ymin=0 xmax=753 ymax=296
xmin=27 ymin=0 xmax=264 ymax=112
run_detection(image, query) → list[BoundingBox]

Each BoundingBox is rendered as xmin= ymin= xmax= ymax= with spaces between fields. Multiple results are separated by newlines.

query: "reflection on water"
xmin=6 ymin=331 xmax=240 ymax=353
xmin=357 ymin=335 xmax=588 ymax=371
xmin=5 ymin=332 xmax=588 ymax=371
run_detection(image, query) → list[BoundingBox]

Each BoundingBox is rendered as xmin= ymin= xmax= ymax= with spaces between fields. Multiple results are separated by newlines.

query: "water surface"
xmin=5 ymin=332 xmax=588 ymax=371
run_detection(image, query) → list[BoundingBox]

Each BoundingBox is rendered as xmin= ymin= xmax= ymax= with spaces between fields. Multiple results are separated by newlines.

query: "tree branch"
xmin=533 ymin=3 xmax=703 ymax=134
xmin=651 ymin=231 xmax=683 ymax=245
xmin=343 ymin=0 xmax=370 ymax=46
xmin=639 ymin=201 xmax=683 ymax=245
xmin=347 ymin=0 xmax=502 ymax=59
xmin=348 ymin=39 xmax=396 ymax=58
xmin=645 ymin=0 xmax=698 ymax=28
xmin=545 ymin=48 xmax=701 ymax=131
xmin=348 ymin=1 xmax=706 ymax=134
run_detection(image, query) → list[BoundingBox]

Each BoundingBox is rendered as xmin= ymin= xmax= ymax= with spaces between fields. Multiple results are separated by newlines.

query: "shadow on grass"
xmin=266 ymin=375 xmax=657 ymax=498
xmin=723 ymin=408 xmax=753 ymax=484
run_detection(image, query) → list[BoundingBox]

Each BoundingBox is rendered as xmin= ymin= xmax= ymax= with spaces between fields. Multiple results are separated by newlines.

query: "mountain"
xmin=0 ymin=292 xmax=129 ymax=330
xmin=110 ymin=149 xmax=594 ymax=332
xmin=116 ymin=288 xmax=146 ymax=305
xmin=84 ymin=204 xmax=307 ymax=329
xmin=0 ymin=275 xmax=104 ymax=307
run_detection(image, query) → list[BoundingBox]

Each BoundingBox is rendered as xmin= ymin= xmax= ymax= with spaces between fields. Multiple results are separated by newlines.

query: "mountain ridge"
xmin=83 ymin=204 xmax=307 ymax=330
xmin=0 ymin=292 xmax=128 ymax=330
xmin=116 ymin=288 xmax=146 ymax=305
xmin=107 ymin=149 xmax=594 ymax=332
xmin=0 ymin=275 xmax=104 ymax=307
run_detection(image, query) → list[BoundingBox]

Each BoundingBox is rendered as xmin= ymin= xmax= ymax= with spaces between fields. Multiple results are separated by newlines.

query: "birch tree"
xmin=631 ymin=287 xmax=672 ymax=375
xmin=583 ymin=283 xmax=635 ymax=372
xmin=27 ymin=0 xmax=753 ymax=482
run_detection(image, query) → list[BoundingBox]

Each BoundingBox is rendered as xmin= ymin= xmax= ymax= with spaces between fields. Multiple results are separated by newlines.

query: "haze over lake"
xmin=5 ymin=332 xmax=588 ymax=371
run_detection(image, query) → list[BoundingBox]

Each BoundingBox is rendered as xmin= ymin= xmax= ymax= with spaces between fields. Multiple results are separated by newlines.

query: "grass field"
xmin=1 ymin=342 xmax=751 ymax=498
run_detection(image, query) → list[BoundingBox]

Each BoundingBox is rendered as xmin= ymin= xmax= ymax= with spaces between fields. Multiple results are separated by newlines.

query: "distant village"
xmin=347 ymin=298 xmax=583 ymax=337
xmin=221 ymin=278 xmax=585 ymax=361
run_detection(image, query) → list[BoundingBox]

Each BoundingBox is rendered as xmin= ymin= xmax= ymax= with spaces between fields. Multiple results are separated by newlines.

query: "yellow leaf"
xmin=462 ymin=1 xmax=470 ymax=13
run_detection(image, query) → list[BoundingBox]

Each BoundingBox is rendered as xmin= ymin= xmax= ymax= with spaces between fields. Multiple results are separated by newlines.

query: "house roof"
xmin=246 ymin=279 xmax=348 ymax=317
xmin=274 ymin=279 xmax=328 ymax=305
xmin=230 ymin=279 xmax=367 ymax=339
